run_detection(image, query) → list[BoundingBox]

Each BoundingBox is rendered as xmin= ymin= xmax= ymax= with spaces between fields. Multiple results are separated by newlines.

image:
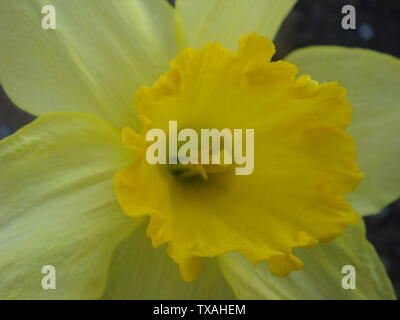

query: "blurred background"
xmin=1 ymin=0 xmax=399 ymax=298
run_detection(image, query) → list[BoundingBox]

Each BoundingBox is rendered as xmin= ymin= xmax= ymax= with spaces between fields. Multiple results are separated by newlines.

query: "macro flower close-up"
xmin=0 ymin=0 xmax=399 ymax=301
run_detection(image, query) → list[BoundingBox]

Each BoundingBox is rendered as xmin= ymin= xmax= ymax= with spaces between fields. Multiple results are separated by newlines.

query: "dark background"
xmin=1 ymin=0 xmax=399 ymax=298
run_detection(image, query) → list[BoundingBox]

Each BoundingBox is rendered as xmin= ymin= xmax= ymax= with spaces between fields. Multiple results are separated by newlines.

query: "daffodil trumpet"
xmin=115 ymin=33 xmax=365 ymax=282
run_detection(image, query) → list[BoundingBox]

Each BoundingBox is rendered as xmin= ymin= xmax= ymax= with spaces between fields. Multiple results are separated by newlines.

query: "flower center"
xmin=168 ymin=160 xmax=232 ymax=182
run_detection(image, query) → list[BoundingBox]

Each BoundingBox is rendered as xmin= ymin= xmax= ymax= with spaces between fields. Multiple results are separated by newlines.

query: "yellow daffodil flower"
xmin=0 ymin=0 xmax=399 ymax=300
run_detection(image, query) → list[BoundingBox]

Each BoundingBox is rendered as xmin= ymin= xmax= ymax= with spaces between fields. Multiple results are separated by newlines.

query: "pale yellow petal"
xmin=102 ymin=220 xmax=235 ymax=299
xmin=0 ymin=112 xmax=136 ymax=299
xmin=175 ymin=0 xmax=296 ymax=50
xmin=0 ymin=0 xmax=177 ymax=128
xmin=219 ymin=223 xmax=395 ymax=299
xmin=287 ymin=47 xmax=400 ymax=216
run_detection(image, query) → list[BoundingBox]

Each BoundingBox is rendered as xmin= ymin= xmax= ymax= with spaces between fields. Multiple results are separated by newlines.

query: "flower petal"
xmin=175 ymin=0 xmax=296 ymax=50
xmin=286 ymin=47 xmax=400 ymax=216
xmin=102 ymin=220 xmax=235 ymax=299
xmin=0 ymin=112 xmax=136 ymax=299
xmin=0 ymin=0 xmax=177 ymax=128
xmin=219 ymin=223 xmax=396 ymax=299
